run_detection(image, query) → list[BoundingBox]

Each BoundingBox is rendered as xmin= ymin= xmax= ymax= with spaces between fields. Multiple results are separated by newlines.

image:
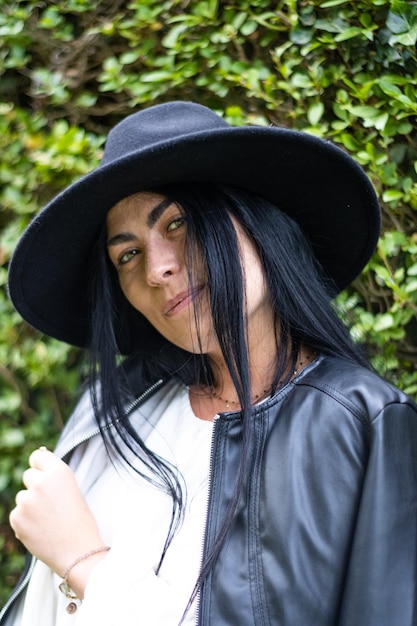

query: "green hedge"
xmin=1 ymin=0 xmax=416 ymax=605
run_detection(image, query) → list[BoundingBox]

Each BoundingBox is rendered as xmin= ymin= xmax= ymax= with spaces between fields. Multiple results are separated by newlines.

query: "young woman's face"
xmin=106 ymin=191 xmax=272 ymax=356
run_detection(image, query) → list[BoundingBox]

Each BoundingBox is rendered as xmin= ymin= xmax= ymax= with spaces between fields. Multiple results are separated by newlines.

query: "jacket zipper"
xmin=194 ymin=413 xmax=221 ymax=626
xmin=0 ymin=555 xmax=36 ymax=623
xmin=59 ymin=377 xmax=165 ymax=460
xmin=0 ymin=378 xmax=165 ymax=624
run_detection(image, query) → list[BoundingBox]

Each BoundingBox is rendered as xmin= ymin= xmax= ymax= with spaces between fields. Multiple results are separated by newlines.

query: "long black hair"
xmin=88 ymin=183 xmax=369 ymax=600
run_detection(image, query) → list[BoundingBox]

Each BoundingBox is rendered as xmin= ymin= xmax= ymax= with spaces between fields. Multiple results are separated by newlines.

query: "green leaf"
xmin=349 ymin=105 xmax=380 ymax=119
xmin=290 ymin=26 xmax=312 ymax=44
xmin=334 ymin=27 xmax=366 ymax=42
xmin=320 ymin=0 xmax=349 ymax=6
xmin=374 ymin=313 xmax=395 ymax=331
xmin=405 ymin=279 xmax=417 ymax=293
xmin=382 ymin=189 xmax=404 ymax=202
xmin=140 ymin=70 xmax=175 ymax=82
xmin=307 ymin=101 xmax=325 ymax=125
xmin=390 ymin=27 xmax=417 ymax=45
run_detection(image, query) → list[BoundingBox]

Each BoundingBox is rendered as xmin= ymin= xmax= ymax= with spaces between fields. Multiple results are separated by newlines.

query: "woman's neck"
xmin=188 ymin=343 xmax=316 ymax=421
xmin=210 ymin=312 xmax=279 ymax=397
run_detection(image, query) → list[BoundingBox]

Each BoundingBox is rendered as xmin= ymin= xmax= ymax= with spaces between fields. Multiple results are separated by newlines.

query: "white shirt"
xmin=14 ymin=381 xmax=213 ymax=626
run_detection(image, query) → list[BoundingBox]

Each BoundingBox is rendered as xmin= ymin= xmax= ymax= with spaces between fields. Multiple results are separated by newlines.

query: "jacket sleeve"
xmin=339 ymin=400 xmax=417 ymax=625
xmin=77 ymin=559 xmax=197 ymax=626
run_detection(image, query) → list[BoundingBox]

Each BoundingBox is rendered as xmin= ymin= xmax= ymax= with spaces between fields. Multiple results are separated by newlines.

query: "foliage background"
xmin=0 ymin=0 xmax=416 ymax=606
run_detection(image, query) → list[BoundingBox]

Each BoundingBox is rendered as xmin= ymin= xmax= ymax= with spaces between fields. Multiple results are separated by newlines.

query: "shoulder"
xmin=293 ymin=354 xmax=417 ymax=426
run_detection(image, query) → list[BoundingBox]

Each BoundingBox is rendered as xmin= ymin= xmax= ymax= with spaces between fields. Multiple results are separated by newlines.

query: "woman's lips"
xmin=164 ymin=286 xmax=203 ymax=316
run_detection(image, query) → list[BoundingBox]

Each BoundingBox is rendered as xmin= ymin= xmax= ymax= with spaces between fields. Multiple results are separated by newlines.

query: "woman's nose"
xmin=145 ymin=241 xmax=181 ymax=285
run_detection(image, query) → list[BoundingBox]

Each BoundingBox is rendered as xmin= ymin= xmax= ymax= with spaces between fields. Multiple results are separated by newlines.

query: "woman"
xmin=2 ymin=101 xmax=417 ymax=625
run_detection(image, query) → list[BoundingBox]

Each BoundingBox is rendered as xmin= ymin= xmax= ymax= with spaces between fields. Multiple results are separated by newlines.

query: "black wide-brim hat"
xmin=8 ymin=101 xmax=381 ymax=351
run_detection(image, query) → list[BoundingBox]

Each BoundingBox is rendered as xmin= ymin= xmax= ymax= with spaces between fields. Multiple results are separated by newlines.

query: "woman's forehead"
xmin=106 ymin=191 xmax=170 ymax=230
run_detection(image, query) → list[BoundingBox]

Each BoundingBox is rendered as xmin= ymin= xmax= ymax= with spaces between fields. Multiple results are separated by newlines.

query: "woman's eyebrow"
xmin=146 ymin=197 xmax=174 ymax=228
xmin=107 ymin=198 xmax=174 ymax=247
xmin=107 ymin=232 xmax=136 ymax=247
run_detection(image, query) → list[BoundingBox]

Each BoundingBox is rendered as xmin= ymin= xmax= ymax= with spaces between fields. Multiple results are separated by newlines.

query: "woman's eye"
xmin=167 ymin=216 xmax=185 ymax=232
xmin=118 ymin=249 xmax=139 ymax=265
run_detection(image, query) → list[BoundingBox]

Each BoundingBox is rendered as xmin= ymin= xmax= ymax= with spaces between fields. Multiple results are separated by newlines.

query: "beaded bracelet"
xmin=58 ymin=546 xmax=111 ymax=614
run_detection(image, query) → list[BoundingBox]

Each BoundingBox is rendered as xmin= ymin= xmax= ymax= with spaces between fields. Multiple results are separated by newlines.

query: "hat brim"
xmin=8 ymin=125 xmax=381 ymax=351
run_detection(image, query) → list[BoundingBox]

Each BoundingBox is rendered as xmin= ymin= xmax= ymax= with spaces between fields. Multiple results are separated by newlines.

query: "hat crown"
xmin=101 ymin=101 xmax=229 ymax=166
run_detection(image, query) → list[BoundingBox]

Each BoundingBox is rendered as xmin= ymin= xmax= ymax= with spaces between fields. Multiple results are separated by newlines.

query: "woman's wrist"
xmin=60 ymin=546 xmax=111 ymax=602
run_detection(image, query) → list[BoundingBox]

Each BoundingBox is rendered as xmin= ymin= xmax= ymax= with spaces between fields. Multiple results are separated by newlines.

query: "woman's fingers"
xmin=28 ymin=447 xmax=59 ymax=471
xmin=9 ymin=446 xmax=104 ymax=579
xmin=22 ymin=467 xmax=42 ymax=489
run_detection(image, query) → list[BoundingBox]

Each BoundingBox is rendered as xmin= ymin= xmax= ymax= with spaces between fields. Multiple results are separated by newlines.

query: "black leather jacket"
xmin=198 ymin=355 xmax=417 ymax=624
xmin=2 ymin=355 xmax=417 ymax=624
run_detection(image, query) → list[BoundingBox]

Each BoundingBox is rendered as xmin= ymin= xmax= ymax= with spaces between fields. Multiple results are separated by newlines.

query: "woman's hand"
xmin=9 ymin=447 xmax=107 ymax=598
